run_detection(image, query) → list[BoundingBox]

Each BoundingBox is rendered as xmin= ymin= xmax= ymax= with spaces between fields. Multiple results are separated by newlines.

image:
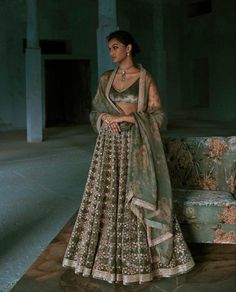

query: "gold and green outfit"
xmin=62 ymin=65 xmax=195 ymax=284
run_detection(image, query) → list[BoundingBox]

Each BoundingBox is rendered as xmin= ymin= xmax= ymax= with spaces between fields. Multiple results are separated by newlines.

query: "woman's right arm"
xmin=89 ymin=76 xmax=106 ymax=133
xmin=90 ymin=72 xmax=121 ymax=134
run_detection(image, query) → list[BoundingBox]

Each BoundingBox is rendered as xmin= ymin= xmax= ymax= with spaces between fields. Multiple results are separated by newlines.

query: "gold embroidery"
xmin=63 ymin=259 xmax=195 ymax=284
xmin=62 ymin=120 xmax=195 ymax=285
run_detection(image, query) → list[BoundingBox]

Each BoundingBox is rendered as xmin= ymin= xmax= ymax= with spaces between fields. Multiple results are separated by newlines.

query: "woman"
xmin=62 ymin=30 xmax=195 ymax=285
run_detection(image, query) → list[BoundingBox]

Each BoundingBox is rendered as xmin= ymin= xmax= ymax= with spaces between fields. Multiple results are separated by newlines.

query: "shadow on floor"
xmin=11 ymin=214 xmax=236 ymax=292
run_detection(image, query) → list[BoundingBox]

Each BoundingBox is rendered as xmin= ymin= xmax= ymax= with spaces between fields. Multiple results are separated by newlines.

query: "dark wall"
xmin=164 ymin=0 xmax=236 ymax=124
xmin=0 ymin=0 xmax=235 ymax=130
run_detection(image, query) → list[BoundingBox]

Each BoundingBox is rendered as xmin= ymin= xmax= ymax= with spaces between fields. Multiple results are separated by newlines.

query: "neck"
xmin=118 ymin=59 xmax=134 ymax=71
xmin=120 ymin=65 xmax=134 ymax=72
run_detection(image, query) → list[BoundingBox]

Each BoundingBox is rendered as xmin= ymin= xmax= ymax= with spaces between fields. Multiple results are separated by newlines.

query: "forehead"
xmin=108 ymin=38 xmax=124 ymax=47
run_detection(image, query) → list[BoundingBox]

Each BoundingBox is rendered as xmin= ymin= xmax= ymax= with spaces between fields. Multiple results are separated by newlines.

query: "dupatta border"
xmin=147 ymin=226 xmax=173 ymax=247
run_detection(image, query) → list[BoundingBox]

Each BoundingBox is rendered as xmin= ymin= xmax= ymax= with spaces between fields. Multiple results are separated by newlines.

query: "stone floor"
xmin=1 ymin=124 xmax=235 ymax=292
xmin=11 ymin=214 xmax=236 ymax=292
xmin=0 ymin=126 xmax=96 ymax=291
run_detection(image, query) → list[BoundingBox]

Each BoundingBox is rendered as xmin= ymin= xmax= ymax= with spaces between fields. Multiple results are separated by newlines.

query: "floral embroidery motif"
xmin=164 ymin=136 xmax=236 ymax=196
xmin=62 ymin=128 xmax=195 ymax=284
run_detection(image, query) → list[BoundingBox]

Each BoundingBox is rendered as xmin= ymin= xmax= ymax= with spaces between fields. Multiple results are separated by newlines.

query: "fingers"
xmin=107 ymin=122 xmax=119 ymax=134
xmin=102 ymin=115 xmax=121 ymax=134
xmin=103 ymin=121 xmax=120 ymax=134
xmin=110 ymin=122 xmax=120 ymax=134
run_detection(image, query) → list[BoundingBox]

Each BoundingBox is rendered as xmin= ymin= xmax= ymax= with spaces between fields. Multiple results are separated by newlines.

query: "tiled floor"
xmin=11 ymin=214 xmax=236 ymax=292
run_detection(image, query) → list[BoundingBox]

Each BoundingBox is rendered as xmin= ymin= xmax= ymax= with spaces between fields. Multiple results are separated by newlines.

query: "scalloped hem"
xmin=62 ymin=258 xmax=195 ymax=285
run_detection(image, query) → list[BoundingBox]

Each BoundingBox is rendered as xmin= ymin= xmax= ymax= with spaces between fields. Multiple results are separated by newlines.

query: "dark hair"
xmin=106 ymin=30 xmax=140 ymax=57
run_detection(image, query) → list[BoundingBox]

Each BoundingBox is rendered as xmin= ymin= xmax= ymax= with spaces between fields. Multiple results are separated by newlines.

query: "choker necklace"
xmin=119 ymin=65 xmax=134 ymax=82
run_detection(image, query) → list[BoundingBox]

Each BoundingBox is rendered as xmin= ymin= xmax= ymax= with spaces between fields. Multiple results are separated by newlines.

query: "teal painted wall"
xmin=117 ymin=0 xmax=154 ymax=71
xmin=0 ymin=0 xmax=98 ymax=130
xmin=0 ymin=0 xmax=235 ymax=130
xmin=38 ymin=0 xmax=98 ymax=127
xmin=117 ymin=0 xmax=236 ymax=126
xmin=38 ymin=0 xmax=98 ymax=94
xmin=165 ymin=0 xmax=236 ymax=123
xmin=208 ymin=0 xmax=236 ymax=122
xmin=163 ymin=0 xmax=182 ymax=114
xmin=0 ymin=0 xmax=26 ymax=130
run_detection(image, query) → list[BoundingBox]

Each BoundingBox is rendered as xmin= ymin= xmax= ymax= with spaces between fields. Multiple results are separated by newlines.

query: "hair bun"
xmin=107 ymin=30 xmax=141 ymax=57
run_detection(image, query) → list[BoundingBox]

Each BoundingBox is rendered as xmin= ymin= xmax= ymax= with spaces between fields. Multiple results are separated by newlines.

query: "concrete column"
xmin=97 ymin=0 xmax=118 ymax=77
xmin=25 ymin=0 xmax=43 ymax=142
xmin=151 ymin=0 xmax=168 ymax=129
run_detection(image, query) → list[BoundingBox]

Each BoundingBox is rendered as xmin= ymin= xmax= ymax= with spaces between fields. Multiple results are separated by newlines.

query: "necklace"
xmin=119 ymin=65 xmax=134 ymax=82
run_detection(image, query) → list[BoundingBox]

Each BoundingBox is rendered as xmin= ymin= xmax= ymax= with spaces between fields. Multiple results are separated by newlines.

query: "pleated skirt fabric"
xmin=62 ymin=127 xmax=195 ymax=285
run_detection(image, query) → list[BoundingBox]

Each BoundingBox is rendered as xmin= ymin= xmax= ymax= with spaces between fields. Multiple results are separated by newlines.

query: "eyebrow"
xmin=108 ymin=43 xmax=119 ymax=49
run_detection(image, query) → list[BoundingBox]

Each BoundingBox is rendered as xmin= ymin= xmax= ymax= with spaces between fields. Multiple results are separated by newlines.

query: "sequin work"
xmin=62 ymin=127 xmax=195 ymax=284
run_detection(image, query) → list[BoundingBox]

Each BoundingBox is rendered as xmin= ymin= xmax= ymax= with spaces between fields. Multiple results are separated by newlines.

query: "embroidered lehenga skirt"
xmin=62 ymin=126 xmax=195 ymax=284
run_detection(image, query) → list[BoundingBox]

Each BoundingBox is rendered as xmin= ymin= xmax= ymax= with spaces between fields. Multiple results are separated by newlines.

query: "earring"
xmin=127 ymin=52 xmax=130 ymax=56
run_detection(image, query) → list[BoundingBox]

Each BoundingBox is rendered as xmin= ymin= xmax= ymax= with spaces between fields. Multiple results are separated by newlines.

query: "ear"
xmin=127 ymin=44 xmax=132 ymax=54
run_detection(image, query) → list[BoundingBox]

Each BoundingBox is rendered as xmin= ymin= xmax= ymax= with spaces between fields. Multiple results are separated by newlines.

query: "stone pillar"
xmin=25 ymin=0 xmax=43 ymax=142
xmin=97 ymin=0 xmax=118 ymax=77
xmin=152 ymin=0 xmax=168 ymax=129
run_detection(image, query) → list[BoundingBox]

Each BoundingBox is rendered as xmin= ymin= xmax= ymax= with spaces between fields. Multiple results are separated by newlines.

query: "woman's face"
xmin=108 ymin=38 xmax=129 ymax=63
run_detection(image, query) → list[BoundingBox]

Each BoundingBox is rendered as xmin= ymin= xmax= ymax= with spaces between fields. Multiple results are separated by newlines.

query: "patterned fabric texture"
xmin=62 ymin=127 xmax=195 ymax=284
xmin=163 ymin=136 xmax=236 ymax=197
xmin=89 ymin=65 xmax=175 ymax=262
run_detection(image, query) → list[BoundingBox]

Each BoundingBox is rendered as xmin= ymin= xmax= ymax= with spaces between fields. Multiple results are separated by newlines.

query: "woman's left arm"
xmin=104 ymin=113 xmax=136 ymax=124
xmin=146 ymin=76 xmax=164 ymax=128
xmin=148 ymin=78 xmax=162 ymax=110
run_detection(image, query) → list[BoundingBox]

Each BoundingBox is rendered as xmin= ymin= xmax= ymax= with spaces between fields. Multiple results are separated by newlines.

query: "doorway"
xmin=44 ymin=59 xmax=91 ymax=127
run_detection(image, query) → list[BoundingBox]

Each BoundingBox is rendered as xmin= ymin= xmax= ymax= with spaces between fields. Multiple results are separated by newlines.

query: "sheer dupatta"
xmin=90 ymin=65 xmax=173 ymax=265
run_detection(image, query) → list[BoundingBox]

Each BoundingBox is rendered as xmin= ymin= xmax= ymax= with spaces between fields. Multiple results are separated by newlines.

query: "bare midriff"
xmin=116 ymin=102 xmax=138 ymax=115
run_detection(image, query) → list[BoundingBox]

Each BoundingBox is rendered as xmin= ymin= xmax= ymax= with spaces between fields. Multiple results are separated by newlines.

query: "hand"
xmin=104 ymin=120 xmax=120 ymax=134
xmin=100 ymin=113 xmax=135 ymax=133
xmin=102 ymin=114 xmax=122 ymax=134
